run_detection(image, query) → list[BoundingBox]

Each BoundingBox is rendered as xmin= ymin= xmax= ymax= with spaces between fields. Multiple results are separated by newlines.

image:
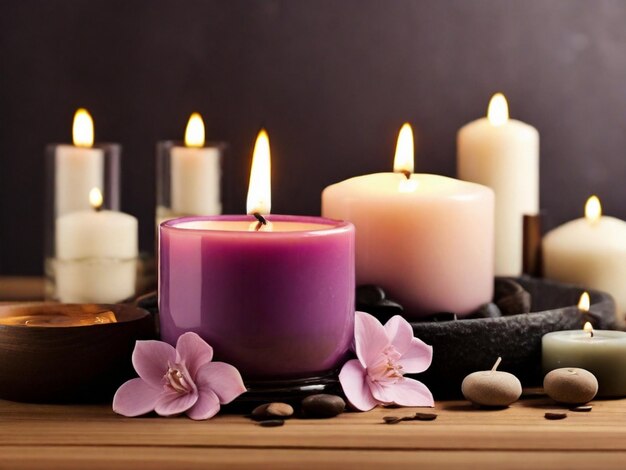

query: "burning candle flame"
xmin=487 ymin=93 xmax=509 ymax=126
xmin=246 ymin=129 xmax=271 ymax=216
xmin=89 ymin=187 xmax=103 ymax=211
xmin=184 ymin=113 xmax=205 ymax=148
xmin=72 ymin=108 xmax=94 ymax=148
xmin=585 ymin=195 xmax=602 ymax=224
xmin=578 ymin=292 xmax=590 ymax=312
xmin=393 ymin=123 xmax=414 ymax=175
xmin=583 ymin=321 xmax=594 ymax=338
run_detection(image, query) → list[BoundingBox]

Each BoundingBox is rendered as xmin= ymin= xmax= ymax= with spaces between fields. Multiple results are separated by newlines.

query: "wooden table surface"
xmin=1 ymin=277 xmax=626 ymax=469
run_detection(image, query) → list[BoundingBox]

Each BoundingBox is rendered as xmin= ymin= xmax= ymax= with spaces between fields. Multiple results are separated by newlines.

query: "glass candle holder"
xmin=156 ymin=140 xmax=226 ymax=226
xmin=45 ymin=143 xmax=137 ymax=303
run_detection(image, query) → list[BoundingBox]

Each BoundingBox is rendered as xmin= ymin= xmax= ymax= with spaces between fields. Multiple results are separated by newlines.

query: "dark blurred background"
xmin=1 ymin=0 xmax=626 ymax=275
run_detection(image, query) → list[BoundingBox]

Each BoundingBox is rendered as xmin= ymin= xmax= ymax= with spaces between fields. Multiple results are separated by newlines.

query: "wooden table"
xmin=1 ymin=277 xmax=626 ymax=469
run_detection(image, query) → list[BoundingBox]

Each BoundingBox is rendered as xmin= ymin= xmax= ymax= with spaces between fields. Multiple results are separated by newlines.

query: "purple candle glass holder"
xmin=159 ymin=215 xmax=355 ymax=382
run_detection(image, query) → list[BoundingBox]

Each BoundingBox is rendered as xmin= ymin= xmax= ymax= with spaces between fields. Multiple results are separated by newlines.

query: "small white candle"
xmin=55 ymin=188 xmax=138 ymax=303
xmin=457 ymin=93 xmax=539 ymax=276
xmin=543 ymin=321 xmax=626 ymax=397
xmin=322 ymin=124 xmax=494 ymax=318
xmin=55 ymin=109 xmax=104 ymax=216
xmin=170 ymin=113 xmax=221 ymax=216
xmin=543 ymin=196 xmax=626 ymax=324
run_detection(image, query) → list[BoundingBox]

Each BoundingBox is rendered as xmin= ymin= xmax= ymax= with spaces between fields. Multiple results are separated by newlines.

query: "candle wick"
xmin=253 ymin=212 xmax=267 ymax=231
xmin=491 ymin=356 xmax=502 ymax=372
xmin=399 ymin=170 xmax=411 ymax=180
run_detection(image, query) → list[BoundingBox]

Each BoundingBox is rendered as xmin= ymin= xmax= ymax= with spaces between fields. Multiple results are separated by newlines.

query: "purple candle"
xmin=158 ymin=130 xmax=354 ymax=380
xmin=159 ymin=215 xmax=355 ymax=379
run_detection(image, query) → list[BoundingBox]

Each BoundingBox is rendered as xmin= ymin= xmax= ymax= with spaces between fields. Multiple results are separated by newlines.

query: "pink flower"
xmin=339 ymin=311 xmax=434 ymax=411
xmin=113 ymin=332 xmax=246 ymax=420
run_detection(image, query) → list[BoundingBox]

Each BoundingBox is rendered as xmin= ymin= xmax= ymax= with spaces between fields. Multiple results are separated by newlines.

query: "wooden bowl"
xmin=0 ymin=303 xmax=155 ymax=403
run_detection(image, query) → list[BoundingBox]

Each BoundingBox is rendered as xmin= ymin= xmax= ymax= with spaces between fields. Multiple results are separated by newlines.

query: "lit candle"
xmin=55 ymin=188 xmax=138 ymax=303
xmin=322 ymin=123 xmax=494 ymax=318
xmin=54 ymin=109 xmax=104 ymax=216
xmin=543 ymin=196 xmax=626 ymax=325
xmin=542 ymin=320 xmax=626 ymax=397
xmin=457 ymin=93 xmax=539 ymax=276
xmin=159 ymin=130 xmax=355 ymax=380
xmin=170 ymin=113 xmax=221 ymax=216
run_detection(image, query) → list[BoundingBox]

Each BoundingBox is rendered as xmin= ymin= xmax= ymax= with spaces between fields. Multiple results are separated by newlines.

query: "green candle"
xmin=542 ymin=323 xmax=626 ymax=397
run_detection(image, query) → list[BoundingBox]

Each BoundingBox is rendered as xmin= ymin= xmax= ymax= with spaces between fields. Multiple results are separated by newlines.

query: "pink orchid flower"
xmin=339 ymin=311 xmax=434 ymax=411
xmin=113 ymin=332 xmax=246 ymax=420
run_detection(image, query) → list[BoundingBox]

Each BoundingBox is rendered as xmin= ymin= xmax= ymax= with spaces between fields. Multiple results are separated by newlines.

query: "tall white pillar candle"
xmin=55 ymin=109 xmax=104 ymax=216
xmin=323 ymin=124 xmax=494 ymax=318
xmin=170 ymin=113 xmax=221 ymax=216
xmin=457 ymin=94 xmax=539 ymax=276
xmin=55 ymin=188 xmax=138 ymax=303
xmin=543 ymin=196 xmax=626 ymax=324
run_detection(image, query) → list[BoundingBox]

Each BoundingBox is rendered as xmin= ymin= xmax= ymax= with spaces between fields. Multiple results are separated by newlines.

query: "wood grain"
xmin=2 ymin=397 xmax=626 ymax=469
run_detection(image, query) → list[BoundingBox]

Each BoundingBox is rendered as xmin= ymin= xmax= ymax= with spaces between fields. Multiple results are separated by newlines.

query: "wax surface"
xmin=457 ymin=118 xmax=539 ymax=276
xmin=322 ymin=173 xmax=494 ymax=318
xmin=159 ymin=215 xmax=355 ymax=380
xmin=543 ymin=216 xmax=626 ymax=324
xmin=55 ymin=145 xmax=104 ymax=216
xmin=55 ymin=209 xmax=138 ymax=303
xmin=542 ymin=329 xmax=626 ymax=397
xmin=171 ymin=146 xmax=221 ymax=215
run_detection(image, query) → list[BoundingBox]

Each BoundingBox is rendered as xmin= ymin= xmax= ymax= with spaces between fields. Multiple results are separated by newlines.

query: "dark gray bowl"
xmin=410 ymin=277 xmax=616 ymax=398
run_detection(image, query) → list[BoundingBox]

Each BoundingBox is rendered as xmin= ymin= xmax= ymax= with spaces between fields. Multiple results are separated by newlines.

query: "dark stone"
xmin=257 ymin=419 xmax=285 ymax=427
xmin=356 ymin=285 xmax=403 ymax=323
xmin=383 ymin=416 xmax=402 ymax=424
xmin=301 ymin=394 xmax=345 ymax=418
xmin=467 ymin=303 xmax=502 ymax=319
xmin=413 ymin=412 xmax=438 ymax=421
xmin=494 ymin=279 xmax=532 ymax=315
xmin=544 ymin=412 xmax=567 ymax=420
xmin=408 ymin=277 xmax=616 ymax=400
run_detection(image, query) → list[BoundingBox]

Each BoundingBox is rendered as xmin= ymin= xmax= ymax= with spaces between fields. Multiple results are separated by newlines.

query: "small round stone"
xmin=301 ymin=394 xmax=345 ymax=418
xmin=543 ymin=368 xmax=598 ymax=405
xmin=462 ymin=370 xmax=522 ymax=407
xmin=252 ymin=402 xmax=294 ymax=420
xmin=257 ymin=419 xmax=285 ymax=427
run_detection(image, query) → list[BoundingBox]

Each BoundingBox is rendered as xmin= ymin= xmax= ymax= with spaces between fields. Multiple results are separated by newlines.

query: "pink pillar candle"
xmin=159 ymin=215 xmax=355 ymax=380
xmin=322 ymin=173 xmax=494 ymax=318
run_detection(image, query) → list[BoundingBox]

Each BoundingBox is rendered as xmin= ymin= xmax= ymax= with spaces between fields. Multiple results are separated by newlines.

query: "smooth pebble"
xmin=301 ymin=394 xmax=345 ymax=418
xmin=462 ymin=370 xmax=522 ymax=407
xmin=252 ymin=402 xmax=294 ymax=420
xmin=544 ymin=368 xmax=598 ymax=405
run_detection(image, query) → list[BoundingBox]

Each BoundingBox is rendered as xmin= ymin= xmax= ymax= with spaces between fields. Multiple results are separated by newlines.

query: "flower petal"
xmin=155 ymin=391 xmax=198 ymax=417
xmin=112 ymin=378 xmax=161 ymax=417
xmin=132 ymin=340 xmax=176 ymax=387
xmin=175 ymin=332 xmax=214 ymax=377
xmin=339 ymin=359 xmax=378 ymax=411
xmin=354 ymin=311 xmax=390 ymax=369
xmin=384 ymin=315 xmax=414 ymax=355
xmin=186 ymin=389 xmax=221 ymax=420
xmin=195 ymin=362 xmax=246 ymax=404
xmin=398 ymin=338 xmax=433 ymax=374
xmin=370 ymin=377 xmax=434 ymax=407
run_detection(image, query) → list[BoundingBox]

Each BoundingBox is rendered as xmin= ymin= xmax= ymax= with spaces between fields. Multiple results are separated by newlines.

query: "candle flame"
xmin=89 ymin=187 xmax=103 ymax=210
xmin=184 ymin=113 xmax=205 ymax=148
xmin=585 ymin=195 xmax=602 ymax=224
xmin=246 ymin=129 xmax=271 ymax=215
xmin=487 ymin=93 xmax=509 ymax=126
xmin=393 ymin=123 xmax=414 ymax=175
xmin=72 ymin=108 xmax=94 ymax=148
xmin=583 ymin=321 xmax=594 ymax=337
xmin=578 ymin=292 xmax=590 ymax=312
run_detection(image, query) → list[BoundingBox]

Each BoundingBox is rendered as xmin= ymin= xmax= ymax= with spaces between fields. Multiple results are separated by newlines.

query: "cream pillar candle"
xmin=543 ymin=196 xmax=626 ymax=324
xmin=457 ymin=93 xmax=539 ymax=276
xmin=55 ymin=109 xmax=104 ymax=216
xmin=322 ymin=124 xmax=494 ymax=318
xmin=543 ymin=322 xmax=626 ymax=397
xmin=55 ymin=188 xmax=138 ymax=303
xmin=170 ymin=113 xmax=221 ymax=216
